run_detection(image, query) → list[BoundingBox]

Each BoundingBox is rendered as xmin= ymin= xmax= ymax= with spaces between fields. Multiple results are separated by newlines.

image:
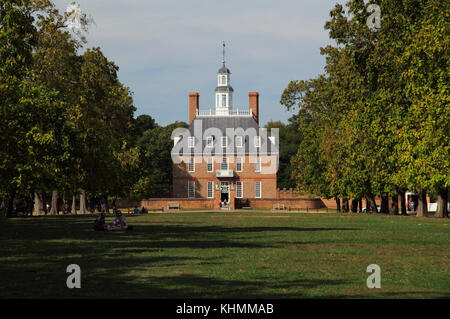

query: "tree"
xmin=132 ymin=121 xmax=188 ymax=200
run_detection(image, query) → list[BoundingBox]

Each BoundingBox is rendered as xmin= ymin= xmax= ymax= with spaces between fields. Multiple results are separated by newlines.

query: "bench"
xmin=272 ymin=203 xmax=286 ymax=212
xmin=166 ymin=202 xmax=180 ymax=211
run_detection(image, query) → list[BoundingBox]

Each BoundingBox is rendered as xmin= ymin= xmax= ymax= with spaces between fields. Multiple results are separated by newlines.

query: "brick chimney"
xmin=189 ymin=92 xmax=199 ymax=124
xmin=249 ymin=92 xmax=259 ymax=124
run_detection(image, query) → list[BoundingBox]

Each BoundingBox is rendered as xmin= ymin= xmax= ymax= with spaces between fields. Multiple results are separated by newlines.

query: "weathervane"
xmin=222 ymin=41 xmax=226 ymax=64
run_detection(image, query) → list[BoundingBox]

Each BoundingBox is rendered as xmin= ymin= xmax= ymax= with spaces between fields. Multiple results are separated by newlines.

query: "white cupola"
xmin=215 ymin=42 xmax=233 ymax=115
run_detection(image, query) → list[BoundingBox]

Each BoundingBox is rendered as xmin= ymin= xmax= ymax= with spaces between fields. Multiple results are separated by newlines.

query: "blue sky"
xmin=52 ymin=0 xmax=340 ymax=126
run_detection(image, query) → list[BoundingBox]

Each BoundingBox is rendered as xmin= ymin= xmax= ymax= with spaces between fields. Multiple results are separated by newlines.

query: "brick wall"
xmin=235 ymin=198 xmax=326 ymax=210
xmin=173 ymin=155 xmax=278 ymax=199
xmin=141 ymin=198 xmax=214 ymax=211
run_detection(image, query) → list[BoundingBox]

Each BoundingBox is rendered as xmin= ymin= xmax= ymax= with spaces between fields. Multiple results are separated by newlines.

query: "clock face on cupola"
xmin=215 ymin=41 xmax=234 ymax=115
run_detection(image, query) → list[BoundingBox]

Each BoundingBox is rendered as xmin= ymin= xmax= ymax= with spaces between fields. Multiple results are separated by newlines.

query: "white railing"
xmin=197 ymin=108 xmax=253 ymax=117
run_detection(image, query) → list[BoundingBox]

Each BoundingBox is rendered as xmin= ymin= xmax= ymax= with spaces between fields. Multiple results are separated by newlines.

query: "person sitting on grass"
xmin=109 ymin=210 xmax=133 ymax=230
xmin=141 ymin=206 xmax=148 ymax=214
xmin=93 ymin=213 xmax=108 ymax=231
xmin=133 ymin=206 xmax=140 ymax=214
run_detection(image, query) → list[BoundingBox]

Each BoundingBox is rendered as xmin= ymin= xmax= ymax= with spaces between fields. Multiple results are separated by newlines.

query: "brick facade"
xmin=173 ymin=155 xmax=277 ymax=209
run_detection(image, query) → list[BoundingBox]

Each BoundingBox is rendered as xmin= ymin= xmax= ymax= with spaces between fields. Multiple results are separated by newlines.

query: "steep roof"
xmin=172 ymin=116 xmax=278 ymax=156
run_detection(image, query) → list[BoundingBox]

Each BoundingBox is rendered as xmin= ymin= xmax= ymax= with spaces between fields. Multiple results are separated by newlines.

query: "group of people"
xmin=133 ymin=206 xmax=148 ymax=214
xmin=93 ymin=210 xmax=132 ymax=231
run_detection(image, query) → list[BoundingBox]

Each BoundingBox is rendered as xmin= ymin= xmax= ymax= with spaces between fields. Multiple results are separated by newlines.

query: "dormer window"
xmin=206 ymin=136 xmax=213 ymax=148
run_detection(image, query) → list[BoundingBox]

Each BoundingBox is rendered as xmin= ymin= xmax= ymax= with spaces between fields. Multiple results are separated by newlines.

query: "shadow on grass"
xmin=0 ymin=215 xmax=365 ymax=298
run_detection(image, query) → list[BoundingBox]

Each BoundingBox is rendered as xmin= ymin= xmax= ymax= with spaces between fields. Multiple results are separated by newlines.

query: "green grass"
xmin=0 ymin=212 xmax=448 ymax=298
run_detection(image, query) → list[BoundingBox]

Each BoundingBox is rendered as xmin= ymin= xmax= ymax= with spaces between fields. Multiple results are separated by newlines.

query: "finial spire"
xmin=222 ymin=40 xmax=226 ymax=64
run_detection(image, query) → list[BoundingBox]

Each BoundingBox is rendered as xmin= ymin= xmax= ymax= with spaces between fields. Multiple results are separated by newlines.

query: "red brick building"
xmin=170 ymin=54 xmax=279 ymax=210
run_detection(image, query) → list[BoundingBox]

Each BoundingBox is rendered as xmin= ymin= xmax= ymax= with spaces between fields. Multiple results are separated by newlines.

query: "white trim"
xmin=236 ymin=181 xmax=243 ymax=198
xmin=188 ymin=181 xmax=195 ymax=198
xmin=188 ymin=157 xmax=195 ymax=172
xmin=207 ymin=181 xmax=214 ymax=198
xmin=236 ymin=157 xmax=243 ymax=172
xmin=188 ymin=136 xmax=195 ymax=148
xmin=206 ymin=136 xmax=213 ymax=148
xmin=254 ymin=136 xmax=261 ymax=148
xmin=236 ymin=136 xmax=243 ymax=148
xmin=221 ymin=157 xmax=228 ymax=170
xmin=207 ymin=157 xmax=214 ymax=172
xmin=255 ymin=181 xmax=261 ymax=198
xmin=254 ymin=157 xmax=261 ymax=172
xmin=221 ymin=136 xmax=228 ymax=148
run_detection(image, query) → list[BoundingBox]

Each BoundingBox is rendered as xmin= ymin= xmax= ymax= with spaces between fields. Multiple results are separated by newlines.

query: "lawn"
xmin=0 ymin=211 xmax=448 ymax=298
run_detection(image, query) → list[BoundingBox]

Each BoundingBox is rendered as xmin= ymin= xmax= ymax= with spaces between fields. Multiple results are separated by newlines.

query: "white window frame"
xmin=254 ymin=157 xmax=261 ymax=172
xmin=188 ymin=181 xmax=195 ymax=198
xmin=255 ymin=181 xmax=261 ymax=198
xmin=236 ymin=157 xmax=243 ymax=172
xmin=236 ymin=136 xmax=243 ymax=148
xmin=207 ymin=157 xmax=213 ymax=172
xmin=221 ymin=136 xmax=228 ymax=148
xmin=254 ymin=136 xmax=261 ymax=148
xmin=188 ymin=136 xmax=195 ymax=148
xmin=207 ymin=181 xmax=214 ymax=198
xmin=222 ymin=94 xmax=226 ymax=107
xmin=236 ymin=181 xmax=243 ymax=198
xmin=206 ymin=136 xmax=213 ymax=148
xmin=221 ymin=157 xmax=228 ymax=170
xmin=188 ymin=157 xmax=195 ymax=172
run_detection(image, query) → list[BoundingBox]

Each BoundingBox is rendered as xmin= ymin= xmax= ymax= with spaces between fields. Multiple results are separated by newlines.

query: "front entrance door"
xmin=220 ymin=182 xmax=230 ymax=207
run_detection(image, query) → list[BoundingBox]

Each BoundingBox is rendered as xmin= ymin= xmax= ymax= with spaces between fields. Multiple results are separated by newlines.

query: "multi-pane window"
xmin=188 ymin=136 xmax=195 ymax=148
xmin=255 ymin=181 xmax=261 ymax=198
xmin=254 ymin=136 xmax=261 ymax=148
xmin=188 ymin=157 xmax=195 ymax=172
xmin=221 ymin=136 xmax=228 ymax=148
xmin=207 ymin=157 xmax=213 ymax=172
xmin=236 ymin=181 xmax=243 ymax=198
xmin=221 ymin=157 xmax=228 ymax=170
xmin=254 ymin=157 xmax=261 ymax=172
xmin=236 ymin=136 xmax=243 ymax=148
xmin=222 ymin=94 xmax=226 ymax=107
xmin=207 ymin=181 xmax=214 ymax=198
xmin=236 ymin=157 xmax=242 ymax=172
xmin=206 ymin=136 xmax=213 ymax=148
xmin=188 ymin=181 xmax=195 ymax=198
xmin=222 ymin=75 xmax=226 ymax=85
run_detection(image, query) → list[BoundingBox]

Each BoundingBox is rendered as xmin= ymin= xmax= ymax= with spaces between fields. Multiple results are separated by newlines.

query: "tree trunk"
xmin=33 ymin=191 xmax=44 ymax=214
xmin=6 ymin=193 xmax=15 ymax=218
xmin=26 ymin=192 xmax=33 ymax=216
xmin=416 ymin=189 xmax=428 ymax=217
xmin=399 ymin=191 xmax=407 ymax=215
xmin=351 ymin=199 xmax=358 ymax=213
xmin=112 ymin=198 xmax=117 ymax=213
xmin=72 ymin=195 xmax=77 ymax=214
xmin=62 ymin=194 xmax=70 ymax=214
xmin=342 ymin=198 xmax=349 ymax=212
xmin=50 ymin=190 xmax=58 ymax=215
xmin=80 ymin=190 xmax=87 ymax=214
xmin=435 ymin=188 xmax=448 ymax=218
xmin=335 ymin=197 xmax=341 ymax=212
xmin=380 ymin=194 xmax=389 ymax=214
xmin=358 ymin=199 xmax=363 ymax=212
xmin=365 ymin=194 xmax=377 ymax=213
xmin=42 ymin=191 xmax=48 ymax=214
xmin=104 ymin=196 xmax=110 ymax=213
xmin=389 ymin=194 xmax=399 ymax=215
